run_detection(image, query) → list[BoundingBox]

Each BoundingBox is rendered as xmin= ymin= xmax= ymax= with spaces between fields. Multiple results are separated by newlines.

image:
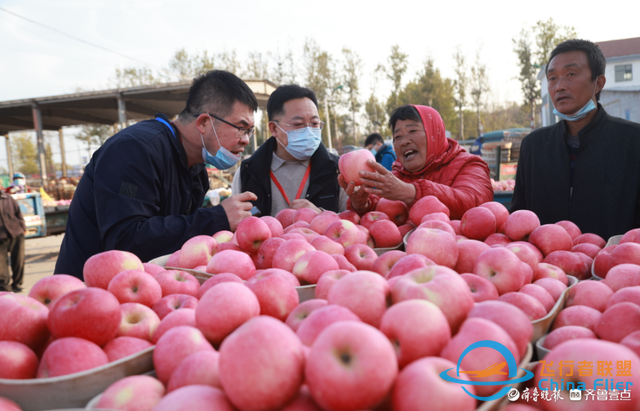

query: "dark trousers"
xmin=0 ymin=234 xmax=25 ymax=291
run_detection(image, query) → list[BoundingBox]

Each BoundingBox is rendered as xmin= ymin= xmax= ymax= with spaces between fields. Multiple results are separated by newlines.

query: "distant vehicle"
xmin=471 ymin=128 xmax=531 ymax=155
xmin=12 ymin=192 xmax=46 ymax=238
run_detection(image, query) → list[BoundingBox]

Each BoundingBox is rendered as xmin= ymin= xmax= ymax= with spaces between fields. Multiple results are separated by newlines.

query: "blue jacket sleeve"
xmin=380 ymin=153 xmax=395 ymax=171
xmin=91 ymin=134 xmax=230 ymax=262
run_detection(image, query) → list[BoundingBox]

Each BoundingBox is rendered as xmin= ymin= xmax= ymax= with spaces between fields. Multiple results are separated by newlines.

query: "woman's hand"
xmin=338 ymin=174 xmax=370 ymax=211
xmin=359 ymin=160 xmax=417 ymax=204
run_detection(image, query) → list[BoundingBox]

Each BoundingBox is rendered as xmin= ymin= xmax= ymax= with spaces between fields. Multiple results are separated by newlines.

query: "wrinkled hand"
xmin=358 ymin=160 xmax=416 ymax=204
xmin=291 ymin=199 xmax=321 ymax=214
xmin=338 ymin=174 xmax=369 ymax=211
xmin=221 ymin=191 xmax=258 ymax=231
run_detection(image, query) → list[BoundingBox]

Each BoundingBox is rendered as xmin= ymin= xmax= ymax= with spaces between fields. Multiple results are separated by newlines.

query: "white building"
xmin=540 ymin=36 xmax=640 ymax=127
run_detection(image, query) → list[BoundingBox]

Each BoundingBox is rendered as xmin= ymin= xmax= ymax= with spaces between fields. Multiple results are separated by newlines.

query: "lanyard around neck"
xmin=270 ymin=161 xmax=312 ymax=207
xmin=155 ymin=117 xmax=176 ymax=140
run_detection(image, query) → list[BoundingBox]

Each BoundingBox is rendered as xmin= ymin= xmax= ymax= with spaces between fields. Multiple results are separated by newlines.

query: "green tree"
xmin=364 ymin=67 xmax=388 ymax=137
xmin=245 ymin=52 xmax=270 ymax=79
xmin=75 ymin=124 xmax=113 ymax=160
xmin=167 ymin=48 xmax=215 ymax=80
xmin=384 ymin=45 xmax=409 ymax=110
xmin=11 ymin=132 xmax=39 ymax=176
xmin=269 ymin=48 xmax=297 ymax=84
xmin=452 ymin=47 xmax=468 ymax=139
xmin=341 ymin=47 xmax=363 ymax=144
xmin=534 ymin=18 xmax=577 ymax=67
xmin=218 ymin=49 xmax=241 ymax=74
xmin=470 ymin=50 xmax=489 ymax=137
xmin=112 ymin=67 xmax=161 ymax=88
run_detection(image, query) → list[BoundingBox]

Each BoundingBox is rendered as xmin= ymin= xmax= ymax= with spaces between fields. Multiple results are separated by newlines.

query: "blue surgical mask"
xmin=276 ymin=124 xmax=322 ymax=161
xmin=201 ymin=115 xmax=241 ymax=169
xmin=552 ymin=82 xmax=599 ymax=122
xmin=370 ymin=147 xmax=378 ymax=156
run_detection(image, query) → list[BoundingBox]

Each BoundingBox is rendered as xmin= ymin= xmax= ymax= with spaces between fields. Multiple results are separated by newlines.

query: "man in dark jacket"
xmin=364 ymin=133 xmax=396 ymax=171
xmin=0 ymin=192 xmax=26 ymax=292
xmin=231 ymin=85 xmax=347 ymax=216
xmin=55 ymin=70 xmax=259 ymax=279
xmin=511 ymin=39 xmax=640 ymax=240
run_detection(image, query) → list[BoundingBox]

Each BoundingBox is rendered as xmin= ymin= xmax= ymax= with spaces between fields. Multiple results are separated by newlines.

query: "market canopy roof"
xmin=0 ymin=79 xmax=277 ymax=135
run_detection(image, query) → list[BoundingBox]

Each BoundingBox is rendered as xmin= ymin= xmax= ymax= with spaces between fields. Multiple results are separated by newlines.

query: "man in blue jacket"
xmin=55 ymin=70 xmax=258 ymax=279
xmin=364 ymin=133 xmax=396 ymax=171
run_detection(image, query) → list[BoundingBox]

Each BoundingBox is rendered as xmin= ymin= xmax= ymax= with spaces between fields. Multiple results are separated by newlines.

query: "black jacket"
xmin=511 ymin=105 xmax=640 ymax=240
xmin=239 ymin=137 xmax=341 ymax=216
xmin=0 ymin=192 xmax=25 ymax=240
xmin=55 ymin=114 xmax=230 ymax=279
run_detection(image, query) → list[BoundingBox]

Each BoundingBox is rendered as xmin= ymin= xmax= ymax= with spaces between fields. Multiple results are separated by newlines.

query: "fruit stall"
xmin=2 ymin=187 xmax=640 ymax=410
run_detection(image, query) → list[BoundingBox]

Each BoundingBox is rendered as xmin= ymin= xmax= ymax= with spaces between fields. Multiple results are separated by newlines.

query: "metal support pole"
xmin=324 ymin=99 xmax=332 ymax=151
xmin=31 ymin=104 xmax=47 ymax=187
xmin=59 ymin=128 xmax=67 ymax=178
xmin=4 ymin=134 xmax=13 ymax=178
xmin=496 ymin=145 xmax=502 ymax=181
xmin=117 ymin=94 xmax=127 ymax=130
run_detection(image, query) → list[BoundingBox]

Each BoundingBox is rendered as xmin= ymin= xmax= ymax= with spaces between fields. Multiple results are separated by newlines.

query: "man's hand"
xmin=338 ymin=174 xmax=369 ymax=211
xmin=291 ymin=199 xmax=321 ymax=214
xmin=358 ymin=160 xmax=416 ymax=204
xmin=221 ymin=191 xmax=257 ymax=231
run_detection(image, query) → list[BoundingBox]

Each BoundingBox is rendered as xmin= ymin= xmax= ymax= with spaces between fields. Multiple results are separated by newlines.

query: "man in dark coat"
xmin=0 ymin=192 xmax=26 ymax=292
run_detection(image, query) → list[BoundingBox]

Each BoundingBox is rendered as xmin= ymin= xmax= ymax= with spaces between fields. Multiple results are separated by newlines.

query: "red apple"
xmin=621 ymin=330 xmax=640 ymax=358
xmin=555 ymin=220 xmax=582 ymax=240
xmin=235 ymin=216 xmax=272 ymax=254
xmin=37 ymin=337 xmax=109 ymax=378
xmin=47 ymin=287 xmax=121 ymax=347
xmin=593 ymin=245 xmax=617 ymax=278
xmin=331 ymin=254 xmax=357 ymax=272
xmin=406 ymin=228 xmax=458 ymax=269
xmin=117 ymin=302 xmax=161 ymax=342
xmin=484 ymin=233 xmax=511 ymax=246
xmin=398 ymin=223 xmax=416 ymax=239
xmin=460 ymin=273 xmax=499 ymax=302
xmin=544 ymin=325 xmax=597 ymax=350
xmin=292 ymin=250 xmax=340 ymax=285
xmin=216 ymin=242 xmax=242 ymax=252
xmin=392 ymin=357 xmax=476 ymax=411
xmin=565 ymin=280 xmax=613 ymax=312
xmin=255 ymin=237 xmax=286 ymax=270
xmin=0 ymin=397 xmax=21 ymax=411
xmin=479 ymin=201 xmax=509 ymax=228
xmin=543 ymin=250 xmax=590 ymax=280
xmin=285 ymin=299 xmax=328 ymax=332
xmin=154 ymin=270 xmax=200 ymax=297
xmin=246 ymin=270 xmax=299 ymax=321
xmin=0 ymin=341 xmax=38 ymax=379
xmin=369 ymin=219 xmax=402 ymax=248
xmin=391 ymin=265 xmax=474 ymax=333
xmin=574 ymin=232 xmax=606 ymax=248
xmin=473 ymin=247 xmax=527 ymax=295
xmin=84 ymin=250 xmax=145 ymax=289
xmin=271 ymin=239 xmax=315 ymax=272
xmin=28 ymin=274 xmax=85 ymax=307
xmin=606 ymin=264 xmax=640 ymax=291
xmin=611 ymin=242 xmax=640 ymax=267
xmin=606 ymin=286 xmax=640 ymax=310
xmin=219 ymin=316 xmax=305 ymax=411
xmin=344 ymin=244 xmax=378 ymax=271
xmin=376 ymin=198 xmax=409 ymax=226
xmin=461 ymin=206 xmax=496 ymax=240
xmin=532 ymin=263 xmax=568 ymax=286
xmin=196 ymin=282 xmax=260 ymax=345
xmin=108 ymin=269 xmax=162 ymax=307
xmin=596 ymin=302 xmax=640 ymax=343
xmin=294 ymin=207 xmax=320 ymax=224
xmin=420 ymin=211 xmax=451 ymax=224
xmin=408 ymin=195 xmax=450 ymax=226
xmin=360 ymin=211 xmax=390 ymax=230
xmin=417 ymin=219 xmax=457 ymax=237
xmin=380 ymin=299 xmax=451 ymax=368
xmin=338 ymin=210 xmax=360 ymax=225
xmin=552 ymin=305 xmax=602 ymax=331
xmin=178 ymin=235 xmax=218 ymax=269
xmin=315 ymin=269 xmax=351 ymax=300
xmin=153 ymin=325 xmax=215 ymax=384
xmin=143 ymin=262 xmax=166 ymax=276
xmin=197 ymin=273 xmax=244 ymax=299
xmin=371 ymin=250 xmax=406 ymax=277
xmin=289 ymin=227 xmax=321 ymax=243
xmin=324 ymin=219 xmax=362 ymax=248
xmin=97 ymin=375 xmax=165 ymax=411
xmin=0 ymin=294 xmax=50 ymax=352
xmin=454 ymin=239 xmax=490 ymax=274
xmin=260 ymin=215 xmax=284 ymax=237
xmin=305 ymin=321 xmax=397 ymax=411
xmin=328 ymin=270 xmax=390 ymax=328
xmin=206 ymin=250 xmax=256 ymax=280
xmin=103 ymin=336 xmax=153 ymax=362
xmin=572 ymin=242 xmax=602 ymax=258
xmin=504 ymin=210 xmax=540 ymax=241
xmin=386 ymin=253 xmax=434 ymax=279
xmin=498 ymin=292 xmax=547 ymax=320
xmin=310 ymin=235 xmax=345 ymax=255
xmin=276 ymin=208 xmax=297 ymax=229
xmin=533 ymin=278 xmax=567 ymax=301
xmin=152 ymin=308 xmax=196 ymax=344
xmin=212 ymin=230 xmax=234 ymax=244
xmin=166 ymin=250 xmax=181 ymax=267
xmin=296 ymin=304 xmax=362 ymax=346
xmin=519 ymin=283 xmax=555 ymax=312
xmin=529 ymin=224 xmax=573 ymax=256
xmin=339 ymin=149 xmax=376 ymax=185
xmin=152 ymin=294 xmax=198 ymax=320
xmin=308 ymin=211 xmax=341 ymax=234
xmin=467 ymin=300 xmax=533 ymax=360
xmin=152 ymin=385 xmax=234 ymax=411
xmin=506 ymin=241 xmax=543 ymax=271
xmin=168 ymin=350 xmax=221 ymax=392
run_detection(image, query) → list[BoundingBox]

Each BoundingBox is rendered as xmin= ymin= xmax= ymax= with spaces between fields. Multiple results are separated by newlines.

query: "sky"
xmin=0 ymin=0 xmax=639 ymax=170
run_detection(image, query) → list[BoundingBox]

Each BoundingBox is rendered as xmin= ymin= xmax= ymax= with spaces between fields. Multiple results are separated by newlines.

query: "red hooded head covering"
xmin=392 ymin=105 xmax=466 ymax=176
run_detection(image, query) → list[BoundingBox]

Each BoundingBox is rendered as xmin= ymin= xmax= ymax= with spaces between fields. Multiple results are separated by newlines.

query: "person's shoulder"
xmin=604 ymin=115 xmax=640 ymax=134
xmin=106 ymin=119 xmax=168 ymax=148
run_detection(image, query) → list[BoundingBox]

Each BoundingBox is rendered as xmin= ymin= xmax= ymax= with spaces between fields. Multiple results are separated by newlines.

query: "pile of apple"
xmin=491 ymin=178 xmax=515 ymax=192
xmin=542 ymin=228 xmax=640 ymax=354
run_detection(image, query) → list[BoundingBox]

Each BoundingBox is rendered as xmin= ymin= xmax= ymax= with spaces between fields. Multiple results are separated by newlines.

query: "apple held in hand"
xmin=338 ymin=149 xmax=376 ymax=185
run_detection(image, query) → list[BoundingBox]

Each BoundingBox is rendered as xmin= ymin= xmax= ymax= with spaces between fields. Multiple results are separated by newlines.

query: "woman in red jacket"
xmin=339 ymin=105 xmax=492 ymax=220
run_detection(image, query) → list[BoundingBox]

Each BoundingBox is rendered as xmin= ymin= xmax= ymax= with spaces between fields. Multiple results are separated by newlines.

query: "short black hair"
xmin=546 ymin=39 xmax=606 ymax=100
xmin=389 ymin=105 xmax=421 ymax=131
xmin=364 ymin=133 xmax=384 ymax=147
xmin=179 ymin=70 xmax=258 ymax=121
xmin=267 ymin=84 xmax=318 ymax=120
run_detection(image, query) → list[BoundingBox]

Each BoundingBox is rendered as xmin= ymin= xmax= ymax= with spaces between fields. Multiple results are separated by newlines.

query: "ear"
xmin=268 ymin=121 xmax=279 ymax=137
xmin=195 ymin=113 xmax=211 ymax=134
xmin=596 ymin=75 xmax=606 ymax=95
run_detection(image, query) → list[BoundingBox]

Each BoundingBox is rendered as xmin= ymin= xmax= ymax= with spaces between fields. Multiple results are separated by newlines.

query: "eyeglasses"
xmin=194 ymin=113 xmax=254 ymax=139
xmin=274 ymin=120 xmax=324 ymax=130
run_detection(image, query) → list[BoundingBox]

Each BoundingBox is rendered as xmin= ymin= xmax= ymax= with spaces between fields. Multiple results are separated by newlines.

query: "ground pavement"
xmin=15 ymin=234 xmax=64 ymax=296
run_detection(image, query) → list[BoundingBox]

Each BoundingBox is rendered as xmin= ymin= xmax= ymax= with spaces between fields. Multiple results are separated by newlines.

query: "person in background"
xmin=0 ymin=190 xmax=26 ymax=292
xmin=340 ymin=105 xmax=493 ymax=220
xmin=55 ymin=70 xmax=258 ymax=279
xmin=511 ymin=39 xmax=640 ymax=239
xmin=232 ymin=84 xmax=347 ymax=216
xmin=5 ymin=172 xmax=32 ymax=194
xmin=364 ymin=133 xmax=396 ymax=171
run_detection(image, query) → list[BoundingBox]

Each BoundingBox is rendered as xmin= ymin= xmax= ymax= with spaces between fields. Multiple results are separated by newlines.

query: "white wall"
xmin=604 ymin=57 xmax=640 ymax=89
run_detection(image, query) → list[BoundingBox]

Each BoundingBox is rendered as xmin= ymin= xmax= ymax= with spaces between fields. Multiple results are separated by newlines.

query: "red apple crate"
xmin=147 ymin=255 xmax=317 ymax=303
xmin=0 ymin=346 xmax=154 ymax=411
